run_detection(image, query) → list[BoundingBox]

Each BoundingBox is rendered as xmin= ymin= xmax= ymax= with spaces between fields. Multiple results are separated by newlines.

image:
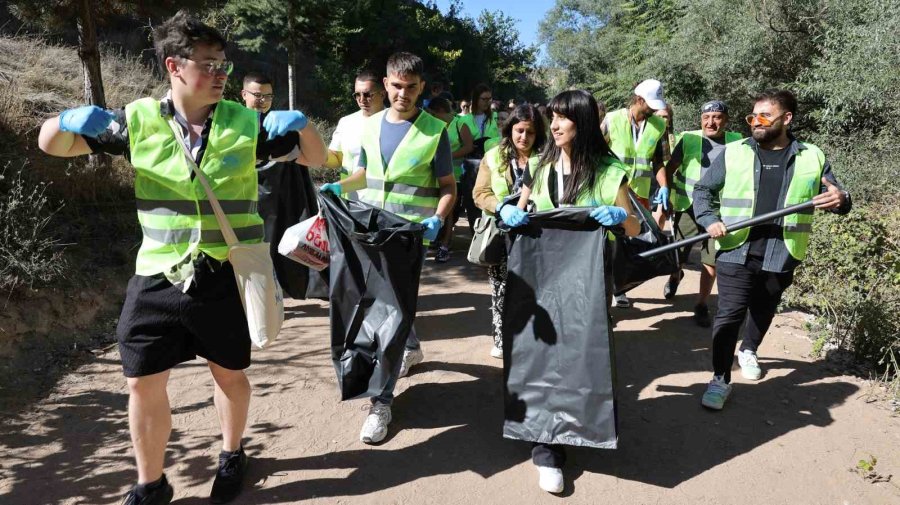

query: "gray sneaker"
xmin=614 ymin=294 xmax=631 ymax=308
xmin=359 ymin=404 xmax=392 ymax=444
xmin=701 ymin=377 xmax=732 ymax=410
xmin=398 ymin=347 xmax=424 ymax=378
xmin=738 ymin=349 xmax=762 ymax=380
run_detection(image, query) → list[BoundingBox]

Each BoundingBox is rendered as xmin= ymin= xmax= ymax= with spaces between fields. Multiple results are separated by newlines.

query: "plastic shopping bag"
xmin=278 ymin=212 xmax=330 ymax=271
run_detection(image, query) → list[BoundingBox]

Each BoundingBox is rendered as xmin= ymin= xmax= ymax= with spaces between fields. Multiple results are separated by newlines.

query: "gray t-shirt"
xmin=357 ymin=111 xmax=453 ymax=178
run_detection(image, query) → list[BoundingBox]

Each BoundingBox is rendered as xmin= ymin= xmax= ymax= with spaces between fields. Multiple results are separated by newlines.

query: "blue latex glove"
xmin=498 ymin=203 xmax=529 ymax=227
xmin=319 ymin=182 xmax=342 ymax=196
xmin=590 ymin=205 xmax=628 ymax=226
xmin=58 ymin=105 xmax=115 ymax=137
xmin=421 ymin=215 xmax=442 ymax=242
xmin=653 ymin=186 xmax=670 ymax=211
xmin=263 ymin=110 xmax=308 ymax=138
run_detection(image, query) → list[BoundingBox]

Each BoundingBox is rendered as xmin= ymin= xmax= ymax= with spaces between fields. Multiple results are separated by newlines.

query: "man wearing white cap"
xmin=602 ymin=78 xmax=672 ymax=308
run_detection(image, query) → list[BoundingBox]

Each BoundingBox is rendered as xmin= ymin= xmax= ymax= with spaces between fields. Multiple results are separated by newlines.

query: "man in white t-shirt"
xmin=324 ymin=70 xmax=386 ymax=200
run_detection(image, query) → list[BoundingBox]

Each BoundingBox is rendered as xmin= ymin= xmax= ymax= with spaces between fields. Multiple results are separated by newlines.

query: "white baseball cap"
xmin=634 ymin=79 xmax=667 ymax=110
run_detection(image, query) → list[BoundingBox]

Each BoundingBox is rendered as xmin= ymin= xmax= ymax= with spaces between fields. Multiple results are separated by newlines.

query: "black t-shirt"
xmin=747 ymin=146 xmax=792 ymax=256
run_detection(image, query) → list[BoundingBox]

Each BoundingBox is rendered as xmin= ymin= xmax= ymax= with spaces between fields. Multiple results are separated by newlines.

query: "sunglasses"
xmin=353 ymin=91 xmax=378 ymax=100
xmin=186 ymin=58 xmax=233 ymax=76
xmin=243 ymin=90 xmax=274 ymax=101
xmin=745 ymin=113 xmax=785 ymax=127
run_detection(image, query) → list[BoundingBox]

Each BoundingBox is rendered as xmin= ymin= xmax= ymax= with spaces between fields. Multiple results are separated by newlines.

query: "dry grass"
xmin=0 ymin=35 xmax=167 ymax=295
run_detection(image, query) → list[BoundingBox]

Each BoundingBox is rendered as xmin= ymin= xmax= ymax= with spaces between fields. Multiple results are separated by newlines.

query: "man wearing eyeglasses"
xmin=693 ymin=89 xmax=851 ymax=411
xmin=664 ymin=100 xmax=744 ymax=327
xmin=323 ymin=70 xmax=386 ymax=200
xmin=37 ymin=11 xmax=325 ymax=505
xmin=241 ymin=71 xmax=328 ymax=300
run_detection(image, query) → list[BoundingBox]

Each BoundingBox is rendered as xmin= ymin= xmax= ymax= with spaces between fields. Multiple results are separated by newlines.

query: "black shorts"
xmin=116 ymin=260 xmax=251 ymax=378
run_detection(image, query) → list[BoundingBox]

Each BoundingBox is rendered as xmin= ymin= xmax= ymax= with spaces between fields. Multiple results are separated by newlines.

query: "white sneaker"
xmin=614 ymin=294 xmax=631 ymax=308
xmin=738 ymin=349 xmax=762 ymax=380
xmin=398 ymin=348 xmax=424 ymax=378
xmin=490 ymin=344 xmax=503 ymax=359
xmin=359 ymin=403 xmax=392 ymax=444
xmin=536 ymin=465 xmax=564 ymax=493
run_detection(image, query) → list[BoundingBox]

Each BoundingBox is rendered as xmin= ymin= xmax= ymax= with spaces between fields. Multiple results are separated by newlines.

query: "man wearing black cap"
xmin=665 ymin=100 xmax=743 ymax=326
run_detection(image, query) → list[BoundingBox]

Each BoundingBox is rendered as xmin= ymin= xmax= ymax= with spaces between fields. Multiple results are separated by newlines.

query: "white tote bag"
xmin=168 ymin=120 xmax=284 ymax=348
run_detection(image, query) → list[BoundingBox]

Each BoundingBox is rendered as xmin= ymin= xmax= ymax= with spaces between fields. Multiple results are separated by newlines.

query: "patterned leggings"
xmin=487 ymin=254 xmax=508 ymax=349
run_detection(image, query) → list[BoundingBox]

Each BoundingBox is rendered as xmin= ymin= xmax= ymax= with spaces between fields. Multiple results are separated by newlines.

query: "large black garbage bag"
xmin=258 ymin=161 xmax=329 ymax=299
xmin=611 ymin=190 xmax=679 ymax=295
xmin=319 ymin=193 xmax=426 ymax=401
xmin=502 ymin=207 xmax=618 ymax=449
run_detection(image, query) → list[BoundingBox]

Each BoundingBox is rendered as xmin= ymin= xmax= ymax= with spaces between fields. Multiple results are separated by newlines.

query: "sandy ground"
xmin=2 ymin=237 xmax=899 ymax=505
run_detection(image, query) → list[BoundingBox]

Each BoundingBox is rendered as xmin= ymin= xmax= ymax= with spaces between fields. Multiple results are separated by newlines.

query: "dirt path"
xmin=2 ymin=240 xmax=899 ymax=504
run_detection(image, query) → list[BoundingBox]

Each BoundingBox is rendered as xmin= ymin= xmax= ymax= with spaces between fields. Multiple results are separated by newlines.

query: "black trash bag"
xmin=318 ymin=193 xmax=426 ymax=401
xmin=611 ymin=190 xmax=679 ymax=295
xmin=258 ymin=161 xmax=329 ymax=300
xmin=503 ymin=207 xmax=618 ymax=449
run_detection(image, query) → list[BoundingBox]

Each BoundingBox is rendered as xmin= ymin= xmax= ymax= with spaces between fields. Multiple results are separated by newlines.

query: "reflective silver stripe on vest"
xmin=722 ymin=216 xmax=745 ymax=226
xmin=359 ymin=197 xmax=435 ymax=218
xmin=201 ymin=224 xmax=265 ymax=243
xmin=622 ymin=156 xmax=652 ymax=166
xmin=633 ymin=169 xmax=654 ymax=179
xmin=141 ymin=226 xmax=199 ymax=244
xmin=137 ymin=199 xmax=258 ymax=216
xmin=784 ymin=223 xmax=812 ymax=233
xmin=141 ymin=224 xmax=264 ymax=244
xmin=721 ymin=198 xmax=753 ymax=208
xmin=366 ymin=177 xmax=440 ymax=198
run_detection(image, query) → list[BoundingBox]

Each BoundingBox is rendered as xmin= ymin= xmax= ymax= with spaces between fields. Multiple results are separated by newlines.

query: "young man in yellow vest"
xmin=693 ymin=89 xmax=850 ymax=411
xmin=321 ymin=52 xmax=457 ymax=444
xmin=426 ymin=96 xmax=474 ymax=262
xmin=665 ymin=101 xmax=743 ymax=327
xmin=323 ymin=70 xmax=386 ymax=200
xmin=602 ymin=78 xmax=673 ymax=308
xmin=37 ymin=11 xmax=325 ymax=504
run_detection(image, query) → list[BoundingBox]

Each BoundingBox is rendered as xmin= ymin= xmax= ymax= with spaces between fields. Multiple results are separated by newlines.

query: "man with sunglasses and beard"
xmin=693 ymin=89 xmax=851 ymax=411
xmin=38 ymin=11 xmax=324 ymax=504
xmin=324 ymin=70 xmax=386 ymax=200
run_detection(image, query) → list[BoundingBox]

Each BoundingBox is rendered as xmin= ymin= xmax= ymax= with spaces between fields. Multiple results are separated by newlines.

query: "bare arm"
xmin=516 ymin=185 xmax=532 ymax=210
xmin=38 ymin=117 xmax=94 ymax=157
xmin=435 ymin=174 xmax=457 ymax=220
xmin=296 ymin=123 xmax=327 ymax=167
xmin=614 ymin=183 xmax=640 ymax=237
xmin=337 ymin=167 xmax=368 ymax=192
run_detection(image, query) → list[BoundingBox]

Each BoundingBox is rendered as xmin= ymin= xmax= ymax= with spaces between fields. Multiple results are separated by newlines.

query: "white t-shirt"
xmin=329 ymin=110 xmax=366 ymax=173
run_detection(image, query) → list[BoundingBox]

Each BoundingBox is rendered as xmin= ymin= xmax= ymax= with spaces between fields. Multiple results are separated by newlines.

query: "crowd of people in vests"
xmin=36 ymin=11 xmax=851 ymax=504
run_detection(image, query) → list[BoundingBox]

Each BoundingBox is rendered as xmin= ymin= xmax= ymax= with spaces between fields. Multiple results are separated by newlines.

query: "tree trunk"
xmin=76 ymin=0 xmax=110 ymax=174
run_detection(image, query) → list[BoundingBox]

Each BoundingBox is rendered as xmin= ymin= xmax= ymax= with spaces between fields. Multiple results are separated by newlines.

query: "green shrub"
xmin=784 ymin=205 xmax=900 ymax=373
xmin=0 ymin=163 xmax=68 ymax=292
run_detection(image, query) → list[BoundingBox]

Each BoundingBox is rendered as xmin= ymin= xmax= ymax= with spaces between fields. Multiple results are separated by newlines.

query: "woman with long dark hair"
xmin=472 ymin=104 xmax=547 ymax=358
xmin=500 ymin=90 xmax=640 ymax=494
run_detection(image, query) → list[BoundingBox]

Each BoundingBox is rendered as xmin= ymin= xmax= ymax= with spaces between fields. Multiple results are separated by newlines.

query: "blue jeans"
xmin=371 ymin=325 xmax=420 ymax=405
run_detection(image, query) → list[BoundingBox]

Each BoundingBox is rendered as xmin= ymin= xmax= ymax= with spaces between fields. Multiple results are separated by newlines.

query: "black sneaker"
xmin=693 ymin=304 xmax=711 ymax=328
xmin=435 ymin=245 xmax=450 ymax=263
xmin=663 ymin=271 xmax=684 ymax=299
xmin=121 ymin=475 xmax=174 ymax=505
xmin=210 ymin=447 xmax=248 ymax=504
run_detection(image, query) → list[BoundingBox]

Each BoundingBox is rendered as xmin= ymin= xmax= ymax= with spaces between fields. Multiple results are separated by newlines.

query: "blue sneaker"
xmin=701 ymin=377 xmax=732 ymax=410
